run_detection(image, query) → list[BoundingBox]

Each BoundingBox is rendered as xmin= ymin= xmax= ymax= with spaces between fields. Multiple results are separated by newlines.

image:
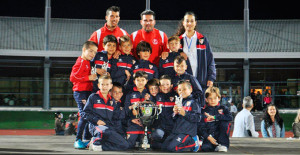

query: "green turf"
xmin=281 ymin=113 xmax=297 ymax=131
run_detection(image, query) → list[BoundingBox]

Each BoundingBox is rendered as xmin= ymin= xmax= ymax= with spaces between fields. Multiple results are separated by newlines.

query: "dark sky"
xmin=0 ymin=0 xmax=299 ymax=20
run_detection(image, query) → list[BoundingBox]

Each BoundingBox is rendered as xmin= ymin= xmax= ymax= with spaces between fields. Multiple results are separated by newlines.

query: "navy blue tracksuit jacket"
xmin=110 ymin=54 xmax=136 ymax=85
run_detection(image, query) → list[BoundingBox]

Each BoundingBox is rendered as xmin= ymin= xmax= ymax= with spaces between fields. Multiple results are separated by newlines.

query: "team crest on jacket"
xmin=99 ymin=57 xmax=103 ymax=60
xmin=149 ymin=64 xmax=153 ymax=69
xmin=132 ymin=60 xmax=136 ymax=64
xmin=110 ymin=100 xmax=114 ymax=106
xmin=176 ymin=137 xmax=181 ymax=142
xmin=169 ymin=97 xmax=174 ymax=102
xmin=97 ymin=100 xmax=101 ymax=103
xmin=127 ymin=134 xmax=130 ymax=139
xmin=119 ymin=58 xmax=123 ymax=62
xmin=199 ymin=38 xmax=204 ymax=44
xmin=218 ymin=109 xmax=224 ymax=115
xmin=153 ymin=39 xmax=158 ymax=45
xmin=132 ymin=94 xmax=137 ymax=98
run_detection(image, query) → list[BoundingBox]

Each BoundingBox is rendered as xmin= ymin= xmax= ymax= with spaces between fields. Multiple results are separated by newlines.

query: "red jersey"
xmin=70 ymin=56 xmax=93 ymax=91
xmin=130 ymin=28 xmax=168 ymax=66
xmin=89 ymin=23 xmax=129 ymax=52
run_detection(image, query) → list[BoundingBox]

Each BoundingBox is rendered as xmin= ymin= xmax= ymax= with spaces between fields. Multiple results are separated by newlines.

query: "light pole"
xmin=243 ymin=0 xmax=250 ymax=97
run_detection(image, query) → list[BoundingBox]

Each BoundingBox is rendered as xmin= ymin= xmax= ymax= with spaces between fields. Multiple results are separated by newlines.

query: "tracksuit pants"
xmin=126 ymin=123 xmax=145 ymax=149
xmin=151 ymin=128 xmax=171 ymax=149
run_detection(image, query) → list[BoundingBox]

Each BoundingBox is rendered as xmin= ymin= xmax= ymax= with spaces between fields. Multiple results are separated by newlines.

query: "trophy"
xmin=175 ymin=95 xmax=183 ymax=108
xmin=102 ymin=61 xmax=109 ymax=74
xmin=135 ymin=100 xmax=162 ymax=149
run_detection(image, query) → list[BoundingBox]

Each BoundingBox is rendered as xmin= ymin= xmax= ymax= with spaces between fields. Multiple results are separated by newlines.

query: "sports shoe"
xmin=82 ymin=140 xmax=91 ymax=148
xmin=215 ymin=144 xmax=228 ymax=152
xmin=192 ymin=135 xmax=200 ymax=152
xmin=74 ymin=139 xmax=86 ymax=149
xmin=89 ymin=141 xmax=102 ymax=151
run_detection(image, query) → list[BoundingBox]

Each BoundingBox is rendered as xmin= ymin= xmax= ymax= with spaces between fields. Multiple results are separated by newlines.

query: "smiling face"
xmin=134 ymin=77 xmax=148 ymax=89
xmin=159 ymin=79 xmax=173 ymax=94
xmin=174 ymin=60 xmax=187 ymax=75
xmin=148 ymin=85 xmax=159 ymax=97
xmin=267 ymin=106 xmax=277 ymax=117
xmin=140 ymin=15 xmax=156 ymax=32
xmin=111 ymin=86 xmax=123 ymax=101
xmin=82 ymin=45 xmax=97 ymax=61
xmin=103 ymin=42 xmax=117 ymax=56
xmin=183 ymin=14 xmax=196 ymax=32
xmin=98 ymin=79 xmax=113 ymax=95
xmin=168 ymin=40 xmax=181 ymax=52
xmin=138 ymin=50 xmax=151 ymax=60
xmin=177 ymin=83 xmax=192 ymax=99
xmin=105 ymin=11 xmax=120 ymax=29
xmin=120 ymin=41 xmax=132 ymax=55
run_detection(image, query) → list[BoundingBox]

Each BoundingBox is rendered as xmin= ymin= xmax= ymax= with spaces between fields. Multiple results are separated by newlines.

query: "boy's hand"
xmin=144 ymin=93 xmax=150 ymax=101
xmin=161 ymin=52 xmax=169 ymax=60
xmin=173 ymin=105 xmax=179 ymax=115
xmin=125 ymin=70 xmax=131 ymax=81
xmin=97 ymin=120 xmax=106 ymax=126
xmin=96 ymin=68 xmax=106 ymax=75
xmin=178 ymin=106 xmax=186 ymax=116
xmin=207 ymin=135 xmax=218 ymax=145
xmin=204 ymin=112 xmax=215 ymax=121
xmin=180 ymin=52 xmax=188 ymax=60
xmin=82 ymin=99 xmax=87 ymax=105
xmin=88 ymin=74 xmax=97 ymax=81
xmin=207 ymin=80 xmax=213 ymax=87
xmin=113 ymin=50 xmax=121 ymax=59
xmin=132 ymin=118 xmax=143 ymax=127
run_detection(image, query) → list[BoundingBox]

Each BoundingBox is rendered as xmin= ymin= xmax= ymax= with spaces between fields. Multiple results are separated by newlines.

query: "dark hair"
xmin=106 ymin=6 xmax=120 ymax=16
xmin=140 ymin=10 xmax=156 ymax=19
xmin=112 ymin=82 xmax=123 ymax=90
xmin=103 ymin=35 xmax=118 ymax=45
xmin=133 ymin=71 xmax=148 ymax=80
xmin=147 ymin=78 xmax=159 ymax=87
xmin=174 ymin=55 xmax=186 ymax=65
xmin=177 ymin=80 xmax=192 ymax=90
xmin=83 ymin=41 xmax=98 ymax=49
xmin=136 ymin=41 xmax=152 ymax=56
xmin=159 ymin=75 xmax=172 ymax=84
xmin=263 ymin=104 xmax=284 ymax=130
xmin=119 ymin=35 xmax=132 ymax=46
xmin=168 ymin=35 xmax=180 ymax=43
xmin=175 ymin=12 xmax=197 ymax=36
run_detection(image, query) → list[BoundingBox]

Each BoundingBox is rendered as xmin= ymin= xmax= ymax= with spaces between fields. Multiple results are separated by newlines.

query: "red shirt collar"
xmin=104 ymin=23 xmax=119 ymax=32
xmin=97 ymin=91 xmax=112 ymax=104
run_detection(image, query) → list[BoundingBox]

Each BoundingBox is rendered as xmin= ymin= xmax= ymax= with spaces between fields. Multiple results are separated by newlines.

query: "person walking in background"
xmin=230 ymin=102 xmax=238 ymax=119
xmin=263 ymin=93 xmax=272 ymax=109
xmin=292 ymin=109 xmax=300 ymax=138
xmin=261 ymin=104 xmax=285 ymax=138
xmin=232 ymin=96 xmax=259 ymax=138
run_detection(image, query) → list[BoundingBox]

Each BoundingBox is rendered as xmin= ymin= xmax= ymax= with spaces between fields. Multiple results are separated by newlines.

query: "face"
xmin=120 ymin=41 xmax=132 ymax=55
xmin=138 ymin=51 xmax=151 ymax=60
xmin=134 ymin=77 xmax=148 ymax=89
xmin=103 ymin=42 xmax=117 ymax=56
xmin=140 ymin=15 xmax=155 ymax=32
xmin=98 ymin=79 xmax=113 ymax=94
xmin=177 ymin=83 xmax=192 ymax=99
xmin=183 ymin=14 xmax=196 ymax=32
xmin=82 ymin=45 xmax=97 ymax=61
xmin=111 ymin=86 xmax=123 ymax=101
xmin=168 ymin=40 xmax=180 ymax=52
xmin=205 ymin=93 xmax=220 ymax=106
xmin=174 ymin=60 xmax=187 ymax=75
xmin=267 ymin=106 xmax=277 ymax=117
xmin=159 ymin=79 xmax=173 ymax=94
xmin=149 ymin=85 xmax=159 ymax=96
xmin=105 ymin=11 xmax=120 ymax=29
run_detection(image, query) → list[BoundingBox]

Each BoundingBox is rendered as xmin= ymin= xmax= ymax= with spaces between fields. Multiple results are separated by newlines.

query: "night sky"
xmin=0 ymin=0 xmax=299 ymax=20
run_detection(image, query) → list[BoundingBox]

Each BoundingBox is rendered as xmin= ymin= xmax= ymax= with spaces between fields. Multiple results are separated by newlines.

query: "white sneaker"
xmin=215 ymin=145 xmax=227 ymax=152
xmin=89 ymin=142 xmax=102 ymax=151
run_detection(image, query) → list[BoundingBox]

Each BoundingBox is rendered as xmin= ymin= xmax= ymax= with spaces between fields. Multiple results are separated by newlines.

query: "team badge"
xmin=153 ymin=39 xmax=158 ymax=45
xmin=99 ymin=57 xmax=103 ymax=60
xmin=169 ymin=97 xmax=174 ymax=102
xmin=132 ymin=94 xmax=137 ymax=98
xmin=218 ymin=109 xmax=224 ymax=115
xmin=132 ymin=60 xmax=136 ymax=64
xmin=199 ymin=38 xmax=204 ymax=44
xmin=119 ymin=58 xmax=122 ymax=62
xmin=97 ymin=100 xmax=101 ymax=103
xmin=176 ymin=137 xmax=181 ymax=142
xmin=127 ymin=134 xmax=130 ymax=139
xmin=149 ymin=64 xmax=153 ymax=69
xmin=110 ymin=101 xmax=114 ymax=106
xmin=165 ymin=59 xmax=169 ymax=63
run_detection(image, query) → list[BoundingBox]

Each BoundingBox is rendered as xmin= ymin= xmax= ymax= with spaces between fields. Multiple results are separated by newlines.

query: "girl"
xmin=261 ymin=104 xmax=285 ymax=138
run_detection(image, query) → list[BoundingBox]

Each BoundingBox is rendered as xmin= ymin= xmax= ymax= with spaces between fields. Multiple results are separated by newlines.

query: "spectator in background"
xmin=232 ymin=96 xmax=259 ymax=137
xmin=221 ymin=94 xmax=230 ymax=108
xmin=255 ymin=91 xmax=262 ymax=111
xmin=230 ymin=102 xmax=238 ymax=118
xmin=292 ymin=109 xmax=300 ymax=138
xmin=261 ymin=104 xmax=285 ymax=138
xmin=263 ymin=93 xmax=272 ymax=109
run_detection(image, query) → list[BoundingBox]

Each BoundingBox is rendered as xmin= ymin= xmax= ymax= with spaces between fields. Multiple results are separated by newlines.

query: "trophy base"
xmin=141 ymin=143 xmax=150 ymax=149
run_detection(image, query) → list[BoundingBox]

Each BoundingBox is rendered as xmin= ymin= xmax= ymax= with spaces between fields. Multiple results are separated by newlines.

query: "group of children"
xmin=70 ymin=35 xmax=232 ymax=152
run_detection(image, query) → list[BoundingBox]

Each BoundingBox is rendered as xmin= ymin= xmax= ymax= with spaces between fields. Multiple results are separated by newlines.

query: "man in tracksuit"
xmin=198 ymin=87 xmax=232 ymax=152
xmin=124 ymin=71 xmax=150 ymax=148
xmin=151 ymin=75 xmax=176 ymax=149
xmin=83 ymin=75 xmax=129 ymax=151
xmin=162 ymin=80 xmax=201 ymax=152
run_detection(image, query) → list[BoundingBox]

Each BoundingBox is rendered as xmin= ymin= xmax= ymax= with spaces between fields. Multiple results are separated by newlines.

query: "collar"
xmin=104 ymin=23 xmax=118 ymax=32
xmin=97 ymin=91 xmax=112 ymax=104
xmin=182 ymin=31 xmax=197 ymax=39
xmin=133 ymin=87 xmax=146 ymax=92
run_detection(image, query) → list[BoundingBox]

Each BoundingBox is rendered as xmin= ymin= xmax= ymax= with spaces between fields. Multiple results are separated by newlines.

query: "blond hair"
xmin=205 ymin=87 xmax=221 ymax=99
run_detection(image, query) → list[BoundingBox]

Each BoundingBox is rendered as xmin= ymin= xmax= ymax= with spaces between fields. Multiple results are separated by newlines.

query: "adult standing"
xmin=130 ymin=10 xmax=168 ymax=66
xmin=263 ymin=93 xmax=272 ymax=109
xmin=175 ymin=12 xmax=216 ymax=106
xmin=232 ymin=96 xmax=259 ymax=137
xmin=89 ymin=6 xmax=129 ymax=52
xmin=261 ymin=104 xmax=285 ymax=138
xmin=292 ymin=109 xmax=300 ymax=138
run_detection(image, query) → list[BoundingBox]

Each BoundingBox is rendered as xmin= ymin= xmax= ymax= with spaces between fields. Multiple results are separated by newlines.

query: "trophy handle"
xmin=156 ymin=104 xmax=163 ymax=119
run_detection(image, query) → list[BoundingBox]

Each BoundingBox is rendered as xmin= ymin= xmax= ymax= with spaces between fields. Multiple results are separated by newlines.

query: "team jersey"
xmin=156 ymin=91 xmax=176 ymax=131
xmin=110 ymin=54 xmax=136 ymax=85
xmin=70 ymin=56 xmax=93 ymax=91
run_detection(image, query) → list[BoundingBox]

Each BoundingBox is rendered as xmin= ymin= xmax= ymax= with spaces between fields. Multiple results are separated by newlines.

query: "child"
xmin=151 ymin=75 xmax=176 ymax=149
xmin=110 ymin=36 xmax=136 ymax=87
xmin=54 ymin=112 xmax=65 ymax=135
xmin=161 ymin=80 xmax=200 ymax=152
xmin=198 ymin=87 xmax=232 ymax=152
xmin=111 ymin=82 xmax=126 ymax=137
xmin=172 ymin=55 xmax=203 ymax=107
xmin=159 ymin=36 xmax=192 ymax=77
xmin=146 ymin=78 xmax=159 ymax=103
xmin=70 ymin=41 xmax=97 ymax=149
xmin=91 ymin=35 xmax=118 ymax=93
xmin=83 ymin=75 xmax=129 ymax=151
xmin=128 ymin=41 xmax=159 ymax=90
xmin=124 ymin=71 xmax=150 ymax=148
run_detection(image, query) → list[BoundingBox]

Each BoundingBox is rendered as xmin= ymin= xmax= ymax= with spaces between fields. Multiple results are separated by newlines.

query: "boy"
xmin=198 ymin=87 xmax=232 ymax=152
xmin=70 ymin=41 xmax=97 ymax=149
xmin=172 ymin=55 xmax=203 ymax=107
xmin=146 ymin=78 xmax=159 ymax=103
xmin=161 ymin=80 xmax=200 ymax=152
xmin=124 ymin=71 xmax=150 ymax=148
xmin=110 ymin=82 xmax=126 ymax=137
xmin=54 ymin=112 xmax=65 ymax=135
xmin=110 ymin=35 xmax=136 ymax=87
xmin=159 ymin=36 xmax=192 ymax=77
xmin=83 ymin=75 xmax=129 ymax=151
xmin=91 ymin=35 xmax=118 ymax=93
xmin=151 ymin=75 xmax=176 ymax=149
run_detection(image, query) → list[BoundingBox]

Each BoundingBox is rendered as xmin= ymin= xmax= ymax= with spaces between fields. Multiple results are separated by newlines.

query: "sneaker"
xmin=89 ymin=142 xmax=102 ymax=151
xmin=192 ymin=135 xmax=200 ymax=152
xmin=74 ymin=139 xmax=86 ymax=149
xmin=215 ymin=144 xmax=228 ymax=152
xmin=82 ymin=140 xmax=91 ymax=148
